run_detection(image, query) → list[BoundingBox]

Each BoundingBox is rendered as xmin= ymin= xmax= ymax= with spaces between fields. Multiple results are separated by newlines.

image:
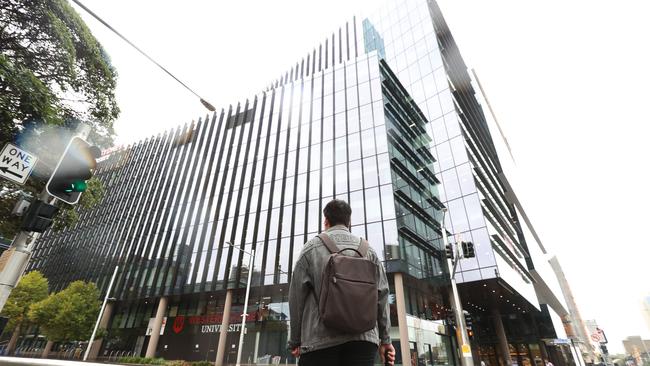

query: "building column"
xmin=7 ymin=322 xmax=21 ymax=355
xmin=394 ymin=273 xmax=411 ymax=366
xmin=215 ymin=289 xmax=233 ymax=366
xmin=145 ymin=296 xmax=168 ymax=358
xmin=41 ymin=340 xmax=54 ymax=359
xmin=540 ymin=341 xmax=550 ymax=360
xmin=87 ymin=301 xmax=115 ymax=360
xmin=492 ymin=308 xmax=512 ymax=366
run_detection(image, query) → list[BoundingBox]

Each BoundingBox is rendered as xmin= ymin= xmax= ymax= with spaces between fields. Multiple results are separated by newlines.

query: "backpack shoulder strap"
xmin=318 ymin=233 xmax=339 ymax=254
xmin=358 ymin=237 xmax=369 ymax=257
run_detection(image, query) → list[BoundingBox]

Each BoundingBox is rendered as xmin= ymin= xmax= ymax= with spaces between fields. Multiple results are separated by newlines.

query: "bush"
xmin=191 ymin=362 xmax=212 ymax=366
xmin=116 ymin=356 xmax=166 ymax=365
xmin=166 ymin=361 xmax=191 ymax=366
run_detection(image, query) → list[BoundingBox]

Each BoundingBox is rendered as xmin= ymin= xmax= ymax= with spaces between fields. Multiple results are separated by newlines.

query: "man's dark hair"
xmin=323 ymin=199 xmax=352 ymax=227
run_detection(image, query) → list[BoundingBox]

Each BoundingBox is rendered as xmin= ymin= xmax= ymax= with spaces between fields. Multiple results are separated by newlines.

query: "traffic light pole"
xmin=442 ymin=208 xmax=474 ymax=366
xmin=0 ymin=190 xmax=55 ymax=313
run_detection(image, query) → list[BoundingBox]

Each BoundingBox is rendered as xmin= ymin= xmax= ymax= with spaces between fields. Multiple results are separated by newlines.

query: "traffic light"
xmin=461 ymin=241 xmax=475 ymax=258
xmin=21 ymin=200 xmax=59 ymax=233
xmin=464 ymin=311 xmax=473 ymax=329
xmin=600 ymin=345 xmax=608 ymax=355
xmin=446 ymin=310 xmax=456 ymax=327
xmin=445 ymin=244 xmax=454 ymax=259
xmin=46 ymin=137 xmax=101 ymax=205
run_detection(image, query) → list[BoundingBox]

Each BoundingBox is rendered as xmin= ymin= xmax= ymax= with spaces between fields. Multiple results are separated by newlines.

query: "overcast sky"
xmin=70 ymin=0 xmax=650 ymax=354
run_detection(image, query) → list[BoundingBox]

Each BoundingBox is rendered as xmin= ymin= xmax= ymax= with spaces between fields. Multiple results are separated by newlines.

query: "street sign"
xmin=0 ymin=143 xmax=38 ymax=185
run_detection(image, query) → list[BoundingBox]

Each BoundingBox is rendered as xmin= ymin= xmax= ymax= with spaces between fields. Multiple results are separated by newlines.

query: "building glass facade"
xmin=22 ymin=0 xmax=579 ymax=365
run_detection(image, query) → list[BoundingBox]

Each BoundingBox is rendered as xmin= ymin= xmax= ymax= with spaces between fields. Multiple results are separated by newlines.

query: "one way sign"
xmin=0 ymin=143 xmax=38 ymax=185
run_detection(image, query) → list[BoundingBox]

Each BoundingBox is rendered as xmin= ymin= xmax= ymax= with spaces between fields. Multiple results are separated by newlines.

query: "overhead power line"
xmin=70 ymin=0 xmax=216 ymax=112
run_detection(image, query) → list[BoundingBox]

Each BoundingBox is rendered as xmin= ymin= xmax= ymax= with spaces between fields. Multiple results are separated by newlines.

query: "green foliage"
xmin=0 ymin=0 xmax=120 ymax=145
xmin=116 ymin=357 xmax=167 ymax=365
xmin=0 ymin=270 xmax=48 ymax=332
xmin=0 ymin=0 xmax=117 ymax=239
xmin=115 ymin=358 xmax=211 ymax=366
xmin=191 ymin=361 xmax=212 ymax=366
xmin=165 ymin=361 xmax=191 ymax=366
xmin=28 ymin=280 xmax=100 ymax=342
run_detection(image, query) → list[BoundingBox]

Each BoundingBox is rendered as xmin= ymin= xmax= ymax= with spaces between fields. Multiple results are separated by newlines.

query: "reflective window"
xmin=456 ymin=162 xmax=476 ymax=196
xmin=349 ymin=160 xmax=363 ymax=192
xmin=365 ymin=187 xmax=381 ymax=223
xmin=373 ymin=101 xmax=384 ymax=127
xmin=439 ymin=90 xmax=455 ymax=114
xmin=347 ymin=108 xmax=360 ymax=134
xmin=298 ymin=147 xmax=309 ymax=174
xmin=348 ymin=132 xmax=361 ymax=161
xmin=366 ymin=222 xmax=385 ymax=261
xmin=322 ymin=167 xmax=334 ymax=197
xmin=281 ymin=207 xmax=293 ymax=238
xmin=322 ymin=139 xmax=334 ymax=168
xmin=444 ymin=112 xmax=461 ymax=138
xmin=441 ymin=169 xmax=462 ymax=201
xmin=374 ymin=125 xmax=388 ymax=153
xmin=380 ymin=184 xmax=395 ymax=220
xmin=361 ymin=129 xmax=376 ymax=157
xmin=309 ymin=170 xmax=320 ymax=200
xmin=449 ymin=136 xmax=468 ymax=165
xmin=362 ymin=156 xmax=378 ymax=188
xmin=310 ymin=144 xmax=321 ymax=171
xmin=471 ymin=227 xmax=496 ymax=267
xmin=335 ymin=90 xmax=346 ymax=114
xmin=429 ymin=117 xmax=447 ymax=144
xmin=359 ymin=82 xmax=372 ymax=106
xmin=322 ymin=115 xmax=334 ymax=141
xmin=334 ymin=112 xmax=346 ymax=138
xmin=307 ymin=199 xmax=320 ymax=233
xmin=347 ymin=87 xmax=358 ymax=109
xmin=357 ymin=59 xmax=370 ymax=83
xmin=335 ymin=163 xmax=348 ymax=196
xmin=359 ymin=104 xmax=373 ymax=130
xmin=349 ymin=190 xmax=365 ymax=226
xmin=435 ymin=141 xmax=454 ymax=171
xmin=464 ymin=193 xmax=484 ymax=230
xmin=377 ymin=153 xmax=392 ymax=185
xmin=264 ymin=240 xmax=277 ymax=285
xmin=447 ymin=198 xmax=469 ymax=233
xmin=269 ymin=208 xmax=280 ymax=239
xmin=294 ymin=202 xmax=306 ymax=235
xmin=335 ymin=136 xmax=347 ymax=163
xmin=323 ymin=93 xmax=334 ymax=117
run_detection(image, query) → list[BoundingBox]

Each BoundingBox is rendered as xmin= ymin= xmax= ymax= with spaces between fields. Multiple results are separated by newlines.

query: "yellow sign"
xmin=462 ymin=344 xmax=471 ymax=354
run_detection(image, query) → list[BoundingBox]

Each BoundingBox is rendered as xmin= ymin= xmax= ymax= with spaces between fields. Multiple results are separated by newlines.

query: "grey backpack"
xmin=317 ymin=232 xmax=379 ymax=333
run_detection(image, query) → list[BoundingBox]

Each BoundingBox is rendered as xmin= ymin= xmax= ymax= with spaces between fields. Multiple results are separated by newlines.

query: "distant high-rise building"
xmin=643 ymin=296 xmax=650 ymax=332
xmin=23 ymin=1 xmax=579 ymax=365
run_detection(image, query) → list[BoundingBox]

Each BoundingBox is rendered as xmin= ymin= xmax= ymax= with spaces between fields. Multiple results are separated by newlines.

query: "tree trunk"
xmin=6 ymin=322 xmax=21 ymax=356
xmin=41 ymin=340 xmax=54 ymax=358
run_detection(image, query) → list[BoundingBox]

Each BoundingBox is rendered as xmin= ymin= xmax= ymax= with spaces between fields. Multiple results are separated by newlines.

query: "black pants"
xmin=299 ymin=341 xmax=378 ymax=366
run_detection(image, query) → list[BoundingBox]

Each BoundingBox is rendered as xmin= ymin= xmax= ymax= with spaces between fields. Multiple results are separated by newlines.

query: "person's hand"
xmin=379 ymin=343 xmax=396 ymax=366
xmin=291 ymin=347 xmax=301 ymax=358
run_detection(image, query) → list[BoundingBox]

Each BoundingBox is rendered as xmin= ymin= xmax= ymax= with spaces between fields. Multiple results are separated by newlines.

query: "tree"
xmin=0 ymin=0 xmax=119 ymax=146
xmin=0 ymin=270 xmax=48 ymax=354
xmin=0 ymin=0 xmax=117 ymax=239
xmin=29 ymin=280 xmax=101 ymax=343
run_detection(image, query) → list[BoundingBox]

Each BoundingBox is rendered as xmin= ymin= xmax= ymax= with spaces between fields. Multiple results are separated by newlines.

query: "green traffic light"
xmin=71 ymin=180 xmax=87 ymax=192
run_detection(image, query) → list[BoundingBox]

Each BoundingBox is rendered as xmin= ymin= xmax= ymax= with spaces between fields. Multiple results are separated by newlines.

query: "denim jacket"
xmin=287 ymin=225 xmax=391 ymax=354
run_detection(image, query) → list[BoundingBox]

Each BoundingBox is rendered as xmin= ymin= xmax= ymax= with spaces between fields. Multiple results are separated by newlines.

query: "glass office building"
xmin=26 ymin=0 xmax=579 ymax=365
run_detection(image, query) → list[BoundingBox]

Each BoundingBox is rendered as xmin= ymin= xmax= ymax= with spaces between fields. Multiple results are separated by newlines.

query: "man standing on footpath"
xmin=288 ymin=199 xmax=396 ymax=366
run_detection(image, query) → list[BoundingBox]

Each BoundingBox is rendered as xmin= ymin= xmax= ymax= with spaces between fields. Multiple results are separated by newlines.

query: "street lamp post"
xmin=224 ymin=241 xmax=255 ymax=366
xmin=84 ymin=265 xmax=119 ymax=361
xmin=442 ymin=208 xmax=474 ymax=366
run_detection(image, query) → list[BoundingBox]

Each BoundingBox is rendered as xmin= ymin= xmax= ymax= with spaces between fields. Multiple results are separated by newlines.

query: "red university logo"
xmin=173 ymin=316 xmax=185 ymax=334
